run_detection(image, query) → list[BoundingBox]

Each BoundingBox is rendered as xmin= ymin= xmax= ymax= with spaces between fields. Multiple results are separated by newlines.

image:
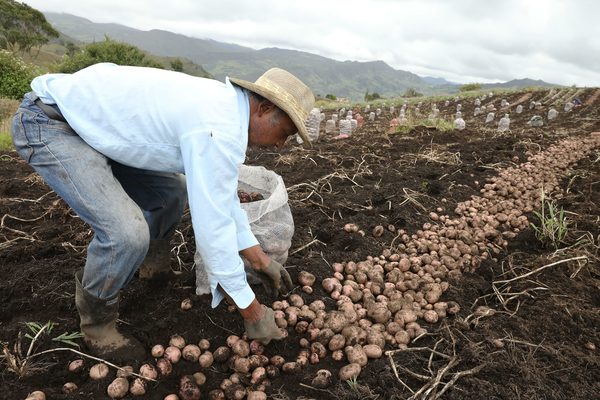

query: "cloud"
xmin=24 ymin=0 xmax=600 ymax=86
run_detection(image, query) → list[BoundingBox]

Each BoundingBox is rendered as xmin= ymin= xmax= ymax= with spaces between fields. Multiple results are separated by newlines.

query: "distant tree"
xmin=402 ymin=88 xmax=422 ymax=98
xmin=325 ymin=94 xmax=337 ymax=101
xmin=170 ymin=58 xmax=184 ymax=72
xmin=459 ymin=83 xmax=481 ymax=92
xmin=0 ymin=0 xmax=59 ymax=53
xmin=65 ymin=42 xmax=78 ymax=57
xmin=57 ymin=37 xmax=163 ymax=73
xmin=364 ymin=91 xmax=382 ymax=101
xmin=0 ymin=50 xmax=38 ymax=99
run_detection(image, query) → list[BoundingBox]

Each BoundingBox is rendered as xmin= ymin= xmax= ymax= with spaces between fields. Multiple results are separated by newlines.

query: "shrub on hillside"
xmin=57 ymin=38 xmax=164 ymax=73
xmin=0 ymin=50 xmax=38 ymax=99
xmin=459 ymin=83 xmax=482 ymax=92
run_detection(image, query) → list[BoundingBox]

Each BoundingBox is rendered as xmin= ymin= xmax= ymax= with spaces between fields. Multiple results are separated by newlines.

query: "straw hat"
xmin=230 ymin=68 xmax=315 ymax=147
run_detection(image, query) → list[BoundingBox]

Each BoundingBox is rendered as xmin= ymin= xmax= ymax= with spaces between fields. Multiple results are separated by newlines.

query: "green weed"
xmin=530 ymin=199 xmax=569 ymax=249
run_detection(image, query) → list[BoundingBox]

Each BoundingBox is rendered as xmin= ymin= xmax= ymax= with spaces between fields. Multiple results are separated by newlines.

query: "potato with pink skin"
xmin=198 ymin=338 xmax=211 ymax=351
xmin=169 ymin=335 xmax=186 ymax=349
xmin=182 ymin=344 xmax=201 ymax=362
xmin=199 ymin=352 xmax=214 ymax=368
xmin=165 ymin=346 xmax=182 ymax=364
xmin=232 ymin=340 xmax=250 ymax=357
xmin=156 ymin=358 xmax=173 ymax=376
xmin=89 ymin=363 xmax=109 ymax=380
xmin=247 ymin=391 xmax=267 ymax=400
xmin=363 ymin=344 xmax=383 ymax=359
xmin=297 ymin=271 xmax=316 ymax=287
xmin=233 ymin=357 xmax=251 ymax=374
xmin=130 ymin=378 xmax=146 ymax=396
xmin=164 ymin=395 xmax=179 ymax=400
xmin=311 ymin=369 xmax=333 ymax=388
xmin=151 ymin=344 xmax=165 ymax=358
xmin=345 ymin=344 xmax=368 ymax=367
xmin=139 ymin=363 xmax=158 ymax=380
xmin=213 ymin=346 xmax=231 ymax=363
xmin=62 ymin=382 xmax=77 ymax=394
xmin=328 ymin=334 xmax=346 ymax=351
xmin=68 ymin=359 xmax=84 ymax=373
xmin=179 ymin=375 xmax=201 ymax=400
xmin=251 ymin=367 xmax=267 ymax=384
xmin=224 ymin=384 xmax=246 ymax=400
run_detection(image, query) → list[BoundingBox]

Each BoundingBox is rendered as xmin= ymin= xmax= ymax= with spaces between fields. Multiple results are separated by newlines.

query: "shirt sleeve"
xmin=180 ymin=130 xmax=255 ymax=309
xmin=231 ymin=199 xmax=259 ymax=251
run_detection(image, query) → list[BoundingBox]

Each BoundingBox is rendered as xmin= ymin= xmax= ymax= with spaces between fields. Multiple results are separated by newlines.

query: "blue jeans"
xmin=11 ymin=92 xmax=187 ymax=299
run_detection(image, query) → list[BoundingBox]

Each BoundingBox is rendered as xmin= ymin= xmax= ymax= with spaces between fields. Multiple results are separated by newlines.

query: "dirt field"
xmin=1 ymin=88 xmax=599 ymax=400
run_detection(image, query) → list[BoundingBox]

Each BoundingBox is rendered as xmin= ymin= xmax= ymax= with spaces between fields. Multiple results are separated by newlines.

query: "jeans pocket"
xmin=10 ymin=111 xmax=37 ymax=163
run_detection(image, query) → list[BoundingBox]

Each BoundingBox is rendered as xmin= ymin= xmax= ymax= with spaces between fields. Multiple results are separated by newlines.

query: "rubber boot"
xmin=138 ymin=239 xmax=174 ymax=281
xmin=74 ymin=271 xmax=146 ymax=363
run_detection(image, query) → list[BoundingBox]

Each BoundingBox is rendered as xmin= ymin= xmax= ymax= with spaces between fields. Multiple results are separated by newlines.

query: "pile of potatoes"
xmin=278 ymin=136 xmax=600 ymax=383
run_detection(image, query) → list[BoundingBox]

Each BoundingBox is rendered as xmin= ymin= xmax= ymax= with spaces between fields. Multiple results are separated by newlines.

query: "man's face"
xmin=248 ymin=105 xmax=297 ymax=149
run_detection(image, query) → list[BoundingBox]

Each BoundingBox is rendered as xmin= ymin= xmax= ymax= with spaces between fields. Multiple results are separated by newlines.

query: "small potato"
xmin=25 ymin=392 xmax=45 ymax=400
xmin=302 ymin=285 xmax=313 ymax=294
xmin=62 ymin=382 xmax=77 ymax=394
xmin=130 ymin=378 xmax=147 ymax=396
xmin=198 ymin=338 xmax=211 ymax=351
xmin=165 ymin=346 xmax=182 ymax=364
xmin=89 ymin=363 xmax=109 ymax=380
xmin=372 ymin=225 xmax=385 ymax=237
xmin=169 ymin=335 xmax=186 ymax=349
xmin=297 ymin=271 xmax=316 ymax=287
xmin=311 ymin=342 xmax=327 ymax=358
xmin=339 ymin=363 xmax=362 ymax=381
xmin=233 ymin=357 xmax=251 ymax=374
xmin=213 ymin=346 xmax=231 ymax=363
xmin=181 ymin=298 xmax=193 ymax=310
xmin=266 ymin=364 xmax=280 ymax=379
xmin=363 ymin=344 xmax=383 ymax=359
xmin=224 ymin=383 xmax=246 ymax=400
xmin=139 ymin=363 xmax=158 ymax=380
xmin=156 ymin=358 xmax=173 ymax=376
xmin=269 ymin=355 xmax=285 ymax=367
xmin=247 ymin=391 xmax=267 ymax=400
xmin=345 ymin=344 xmax=368 ymax=367
xmin=68 ymin=359 xmax=84 ymax=373
xmin=208 ymin=389 xmax=226 ymax=400
xmin=232 ymin=340 xmax=250 ymax=357
xmin=164 ymin=395 xmax=179 ymax=400
xmin=251 ymin=366 xmax=267 ymax=384
xmin=328 ymin=334 xmax=346 ymax=351
xmin=193 ymin=371 xmax=207 ymax=386
xmin=311 ymin=369 xmax=332 ymax=389
xmin=344 ymin=223 xmax=359 ymax=233
xmin=282 ymin=361 xmax=301 ymax=374
xmin=250 ymin=339 xmax=265 ymax=355
xmin=332 ymin=350 xmax=344 ymax=361
xmin=107 ymin=377 xmax=129 ymax=399
xmin=423 ymin=310 xmax=439 ymax=323
xmin=182 ymin=344 xmax=202 ymax=362
xmin=289 ymin=294 xmax=305 ymax=308
xmin=226 ymin=335 xmax=240 ymax=348
xmin=116 ymin=365 xmax=133 ymax=378
xmin=199 ymin=351 xmax=214 ymax=368
xmin=179 ymin=375 xmax=201 ymax=400
xmin=151 ymin=344 xmax=165 ymax=358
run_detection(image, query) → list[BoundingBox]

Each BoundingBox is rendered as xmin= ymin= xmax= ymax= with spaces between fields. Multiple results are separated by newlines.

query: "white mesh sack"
xmin=195 ymin=165 xmax=294 ymax=295
xmin=297 ymin=108 xmax=321 ymax=144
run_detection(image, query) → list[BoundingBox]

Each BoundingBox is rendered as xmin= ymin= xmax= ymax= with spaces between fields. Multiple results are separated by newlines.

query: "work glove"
xmin=251 ymin=259 xmax=293 ymax=297
xmin=244 ymin=306 xmax=284 ymax=345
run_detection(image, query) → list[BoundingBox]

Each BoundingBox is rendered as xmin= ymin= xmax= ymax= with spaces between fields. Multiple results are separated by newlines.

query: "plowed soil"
xmin=1 ymin=88 xmax=599 ymax=400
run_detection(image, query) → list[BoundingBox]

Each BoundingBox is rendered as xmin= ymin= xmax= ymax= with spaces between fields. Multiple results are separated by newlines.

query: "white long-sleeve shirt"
xmin=31 ymin=63 xmax=258 ymax=308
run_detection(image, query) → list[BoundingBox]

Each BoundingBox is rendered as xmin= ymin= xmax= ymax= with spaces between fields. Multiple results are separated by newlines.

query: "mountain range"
xmin=43 ymin=12 xmax=560 ymax=101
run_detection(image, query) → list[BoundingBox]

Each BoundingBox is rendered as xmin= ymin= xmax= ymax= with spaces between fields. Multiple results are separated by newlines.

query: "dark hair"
xmin=248 ymin=91 xmax=286 ymax=127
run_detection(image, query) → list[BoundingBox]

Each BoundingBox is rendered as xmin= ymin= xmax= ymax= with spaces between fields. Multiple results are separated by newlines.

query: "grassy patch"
xmin=0 ymin=131 xmax=13 ymax=150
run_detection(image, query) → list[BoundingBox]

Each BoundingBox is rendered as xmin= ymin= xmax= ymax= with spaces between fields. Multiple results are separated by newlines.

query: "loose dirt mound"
xmin=1 ymin=88 xmax=599 ymax=399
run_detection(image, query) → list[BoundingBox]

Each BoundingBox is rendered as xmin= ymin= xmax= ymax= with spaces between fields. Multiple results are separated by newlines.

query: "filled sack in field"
xmin=195 ymin=165 xmax=294 ymax=295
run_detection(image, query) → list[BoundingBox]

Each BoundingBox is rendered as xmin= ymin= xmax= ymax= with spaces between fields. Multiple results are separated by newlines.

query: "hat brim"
xmin=230 ymin=78 xmax=312 ymax=148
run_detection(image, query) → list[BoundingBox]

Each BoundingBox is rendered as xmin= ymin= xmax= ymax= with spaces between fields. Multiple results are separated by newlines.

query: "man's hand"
xmin=257 ymin=259 xmax=293 ymax=297
xmin=243 ymin=304 xmax=284 ymax=345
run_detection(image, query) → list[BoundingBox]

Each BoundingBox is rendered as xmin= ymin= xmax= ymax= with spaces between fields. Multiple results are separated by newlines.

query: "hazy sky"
xmin=25 ymin=0 xmax=600 ymax=86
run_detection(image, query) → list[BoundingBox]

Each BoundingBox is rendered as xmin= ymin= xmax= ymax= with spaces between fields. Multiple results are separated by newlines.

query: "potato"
xmin=323 ymin=311 xmax=348 ymax=333
xmin=310 ymin=352 xmax=320 ymax=364
xmin=311 ymin=342 xmax=327 ymax=358
xmin=220 ymin=378 xmax=233 ymax=390
xmin=302 ymin=285 xmax=313 ymax=294
xmin=139 ymin=364 xmax=158 ymax=380
xmin=297 ymin=271 xmax=316 ymax=287
xmin=316 ymin=328 xmax=335 ymax=346
xmin=179 ymin=375 xmax=201 ymax=400
xmin=322 ymin=278 xmax=342 ymax=294
xmin=224 ymin=383 xmax=246 ymax=400
xmin=68 ymin=358 xmax=84 ymax=373
xmin=345 ymin=344 xmax=368 ymax=366
xmin=209 ymin=389 xmax=226 ymax=400
xmin=363 ymin=344 xmax=383 ymax=359
xmin=156 ymin=358 xmax=173 ymax=376
xmin=181 ymin=298 xmax=193 ymax=310
xmin=269 ymin=355 xmax=285 ymax=367
xmin=62 ymin=382 xmax=77 ymax=394
xmin=423 ymin=310 xmax=439 ymax=323
xmin=164 ymin=395 xmax=179 ymax=400
xmin=130 ymin=378 xmax=147 ymax=396
xmin=232 ymin=339 xmax=250 ymax=357
xmin=25 ymin=392 xmax=45 ymax=400
xmin=372 ymin=225 xmax=385 ymax=237
xmin=247 ymin=391 xmax=267 ymax=400
xmin=394 ymin=330 xmax=411 ymax=345
xmin=226 ymin=335 xmax=240 ymax=348
xmin=251 ymin=366 xmax=267 ymax=384
xmin=193 ymin=371 xmax=207 ymax=386
xmin=169 ymin=334 xmax=186 ymax=349
xmin=116 ymin=365 xmax=133 ymax=378
xmin=182 ymin=344 xmax=202 ymax=362
xmin=282 ymin=361 xmax=301 ymax=374
xmin=165 ymin=346 xmax=182 ymax=363
xmin=199 ymin=351 xmax=214 ymax=368
xmin=339 ymin=363 xmax=362 ymax=381
xmin=89 ymin=363 xmax=109 ymax=380
xmin=151 ymin=344 xmax=165 ymax=358
xmin=332 ymin=350 xmax=344 ymax=361
xmin=249 ymin=339 xmax=265 ymax=355
xmin=233 ymin=357 xmax=250 ymax=374
xmin=107 ymin=377 xmax=129 ymax=399
xmin=198 ymin=338 xmax=211 ymax=351
xmin=328 ymin=334 xmax=346 ymax=351
xmin=266 ymin=364 xmax=280 ymax=379
xmin=341 ymin=325 xmax=366 ymax=346
xmin=289 ymin=294 xmax=305 ymax=308
xmin=343 ymin=223 xmax=359 ymax=233
xmin=312 ymin=369 xmax=332 ymax=388
xmin=213 ymin=346 xmax=231 ymax=363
